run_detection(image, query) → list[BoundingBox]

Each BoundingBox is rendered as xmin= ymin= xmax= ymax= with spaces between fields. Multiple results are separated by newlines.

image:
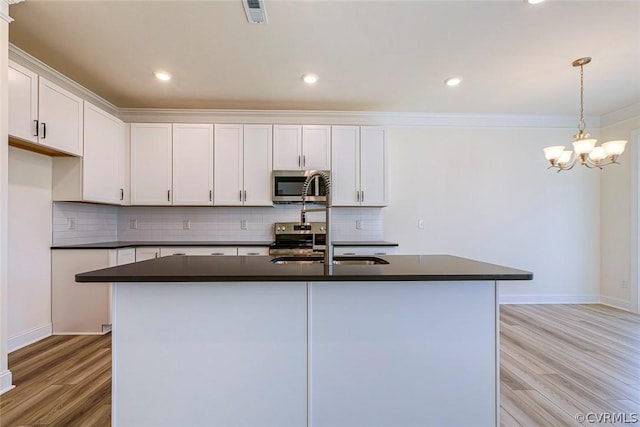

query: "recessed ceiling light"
xmin=154 ymin=71 xmax=172 ymax=81
xmin=526 ymin=0 xmax=544 ymax=4
xmin=444 ymin=77 xmax=462 ymax=87
xmin=302 ymin=73 xmax=319 ymax=84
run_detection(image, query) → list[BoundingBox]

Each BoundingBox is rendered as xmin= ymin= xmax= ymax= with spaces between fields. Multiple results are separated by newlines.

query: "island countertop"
xmin=75 ymin=254 xmax=532 ymax=282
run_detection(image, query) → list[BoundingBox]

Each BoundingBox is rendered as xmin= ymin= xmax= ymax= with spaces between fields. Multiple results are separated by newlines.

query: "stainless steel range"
xmin=269 ymin=222 xmax=326 ymax=256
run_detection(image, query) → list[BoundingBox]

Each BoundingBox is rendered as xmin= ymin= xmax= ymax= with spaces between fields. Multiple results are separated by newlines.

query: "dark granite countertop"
xmin=52 ymin=240 xmax=398 ymax=249
xmin=76 ymin=254 xmax=532 ymax=283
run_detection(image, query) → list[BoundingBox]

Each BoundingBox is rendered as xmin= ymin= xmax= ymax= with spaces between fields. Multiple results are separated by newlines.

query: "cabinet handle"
xmin=34 ymin=120 xmax=39 ymax=137
xmin=41 ymin=122 xmax=46 ymax=139
xmin=239 ymin=190 xmax=242 ymax=201
xmin=374 ymin=252 xmax=387 ymax=255
xmin=154 ymin=252 xmax=158 ymax=259
xmin=211 ymin=252 xmax=225 ymax=256
xmin=246 ymin=252 xmax=260 ymax=256
xmin=343 ymin=252 xmax=356 ymax=255
xmin=356 ymin=191 xmax=360 ymax=202
xmin=298 ymin=155 xmax=301 ymax=167
xmin=243 ymin=190 xmax=247 ymax=201
xmin=361 ymin=190 xmax=364 ymax=202
xmin=167 ymin=190 xmax=171 ymax=202
xmin=209 ymin=190 xmax=212 ymax=202
xmin=302 ymin=155 xmax=306 ymax=168
xmin=120 ymin=188 xmax=124 ymax=201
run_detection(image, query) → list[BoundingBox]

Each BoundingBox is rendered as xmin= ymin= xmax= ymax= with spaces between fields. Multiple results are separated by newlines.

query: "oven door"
xmin=272 ymin=171 xmax=327 ymax=203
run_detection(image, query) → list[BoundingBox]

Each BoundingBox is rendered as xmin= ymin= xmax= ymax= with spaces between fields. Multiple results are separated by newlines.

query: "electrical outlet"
xmin=356 ymin=220 xmax=362 ymax=230
xmin=66 ymin=218 xmax=76 ymax=230
xmin=621 ymin=280 xmax=629 ymax=289
xmin=183 ymin=220 xmax=190 ymax=230
xmin=129 ymin=219 xmax=138 ymax=229
xmin=241 ymin=220 xmax=248 ymax=230
xmin=418 ymin=220 xmax=424 ymax=229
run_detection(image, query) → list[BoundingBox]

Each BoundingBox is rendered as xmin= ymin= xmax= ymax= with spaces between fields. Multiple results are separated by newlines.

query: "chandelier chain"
xmin=578 ymin=63 xmax=585 ymax=133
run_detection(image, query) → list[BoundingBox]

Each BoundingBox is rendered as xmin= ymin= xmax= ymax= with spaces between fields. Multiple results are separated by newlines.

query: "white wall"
xmin=600 ymin=116 xmax=640 ymax=311
xmin=7 ymin=147 xmax=52 ymax=351
xmin=385 ymin=126 xmax=601 ymax=303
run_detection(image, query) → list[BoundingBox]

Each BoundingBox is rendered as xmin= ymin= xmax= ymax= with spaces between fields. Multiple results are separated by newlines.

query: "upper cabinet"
xmin=130 ymin=123 xmax=173 ymax=205
xmin=52 ymin=102 xmax=126 ymax=205
xmin=331 ymin=126 xmax=387 ymax=207
xmin=273 ymin=125 xmax=330 ymax=171
xmin=173 ymin=124 xmax=214 ymax=206
xmin=8 ymin=61 xmax=83 ymax=156
xmin=214 ymin=124 xmax=273 ymax=206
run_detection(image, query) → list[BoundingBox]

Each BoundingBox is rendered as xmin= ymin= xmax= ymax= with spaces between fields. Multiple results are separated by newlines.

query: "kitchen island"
xmin=77 ymin=255 xmax=532 ymax=427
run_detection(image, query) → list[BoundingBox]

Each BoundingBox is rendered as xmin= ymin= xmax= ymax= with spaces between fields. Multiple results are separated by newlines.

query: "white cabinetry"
xmin=135 ymin=247 xmax=160 ymax=262
xmin=8 ymin=61 xmax=38 ymax=143
xmin=172 ymin=124 xmax=214 ymax=205
xmin=117 ymin=248 xmax=136 ymax=265
xmin=52 ymin=102 xmax=127 ymax=204
xmin=237 ymin=246 xmax=269 ymax=256
xmin=51 ymin=250 xmax=113 ymax=334
xmin=333 ymin=246 xmax=396 ymax=256
xmin=214 ymin=124 xmax=273 ymax=206
xmin=130 ymin=123 xmax=173 ymax=205
xmin=159 ymin=247 xmax=238 ymax=257
xmin=8 ymin=61 xmax=83 ymax=156
xmin=273 ymin=125 xmax=330 ymax=170
xmin=331 ymin=126 xmax=387 ymax=206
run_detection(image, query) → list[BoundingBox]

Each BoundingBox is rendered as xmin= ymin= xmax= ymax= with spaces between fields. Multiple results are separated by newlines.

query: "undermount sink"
xmin=270 ymin=256 xmax=389 ymax=265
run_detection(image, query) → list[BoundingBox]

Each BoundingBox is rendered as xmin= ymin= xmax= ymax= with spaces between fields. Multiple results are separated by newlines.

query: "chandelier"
xmin=543 ymin=57 xmax=627 ymax=171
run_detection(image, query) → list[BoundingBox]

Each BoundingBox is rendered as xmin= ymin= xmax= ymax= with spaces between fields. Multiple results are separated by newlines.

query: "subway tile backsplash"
xmin=53 ymin=202 xmax=384 ymax=245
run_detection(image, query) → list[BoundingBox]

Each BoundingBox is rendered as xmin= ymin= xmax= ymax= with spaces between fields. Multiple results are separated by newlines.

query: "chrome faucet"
xmin=300 ymin=170 xmax=333 ymax=273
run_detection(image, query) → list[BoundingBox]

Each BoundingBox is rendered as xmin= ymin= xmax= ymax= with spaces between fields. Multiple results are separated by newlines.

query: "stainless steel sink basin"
xmin=270 ymin=256 xmax=389 ymax=265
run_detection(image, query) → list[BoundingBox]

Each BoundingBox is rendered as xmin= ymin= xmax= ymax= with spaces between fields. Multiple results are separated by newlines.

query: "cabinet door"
xmin=8 ymin=61 xmax=38 ymax=143
xmin=38 ymin=77 xmax=83 ymax=156
xmin=302 ymin=125 xmax=331 ymax=170
xmin=83 ymin=102 xmax=125 ymax=204
xmin=117 ymin=248 xmax=136 ymax=265
xmin=214 ymin=124 xmax=244 ymax=206
xmin=273 ymin=125 xmax=302 ymax=170
xmin=135 ymin=248 xmax=160 ymax=262
xmin=360 ymin=127 xmax=387 ymax=206
xmin=130 ymin=124 xmax=172 ymax=205
xmin=173 ymin=124 xmax=214 ymax=205
xmin=243 ymin=125 xmax=273 ymax=206
xmin=331 ymin=126 xmax=360 ymax=206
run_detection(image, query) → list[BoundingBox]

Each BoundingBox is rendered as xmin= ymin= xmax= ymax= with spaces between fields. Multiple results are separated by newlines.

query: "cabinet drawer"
xmin=237 ymin=246 xmax=269 ymax=256
xmin=334 ymin=246 xmax=396 ymax=256
xmin=160 ymin=247 xmax=238 ymax=257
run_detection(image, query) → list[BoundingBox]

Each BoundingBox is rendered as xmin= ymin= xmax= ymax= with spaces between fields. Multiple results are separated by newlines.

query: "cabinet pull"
xmin=343 ymin=252 xmax=356 ymax=255
xmin=211 ymin=252 xmax=225 ymax=256
xmin=356 ymin=191 xmax=360 ymax=202
xmin=243 ymin=190 xmax=247 ymax=201
xmin=246 ymin=252 xmax=260 ymax=256
xmin=302 ymin=155 xmax=306 ymax=168
xmin=209 ymin=190 xmax=213 ymax=202
xmin=34 ymin=120 xmax=39 ymax=137
xmin=41 ymin=122 xmax=47 ymax=139
xmin=374 ymin=252 xmax=387 ymax=255
xmin=167 ymin=190 xmax=171 ymax=202
xmin=298 ymin=155 xmax=301 ymax=167
xmin=361 ymin=190 xmax=364 ymax=202
xmin=154 ymin=252 xmax=158 ymax=259
xmin=239 ymin=190 xmax=242 ymax=201
xmin=120 ymin=188 xmax=124 ymax=201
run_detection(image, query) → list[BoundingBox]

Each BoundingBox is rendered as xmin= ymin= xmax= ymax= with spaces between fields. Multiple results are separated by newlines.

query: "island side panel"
xmin=112 ymin=282 xmax=308 ymax=427
xmin=308 ymin=280 xmax=498 ymax=427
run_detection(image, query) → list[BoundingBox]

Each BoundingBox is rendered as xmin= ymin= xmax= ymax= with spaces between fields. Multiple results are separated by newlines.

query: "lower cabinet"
xmin=135 ymin=247 xmax=160 ymax=261
xmin=160 ymin=247 xmax=237 ymax=257
xmin=334 ymin=246 xmax=396 ymax=256
xmin=52 ymin=249 xmax=120 ymax=334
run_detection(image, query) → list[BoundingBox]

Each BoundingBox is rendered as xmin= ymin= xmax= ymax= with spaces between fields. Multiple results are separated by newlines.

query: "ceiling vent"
xmin=242 ymin=0 xmax=268 ymax=24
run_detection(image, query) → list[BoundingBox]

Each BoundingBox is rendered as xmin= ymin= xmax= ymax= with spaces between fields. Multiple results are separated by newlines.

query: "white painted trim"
xmin=52 ymin=332 xmax=109 ymax=336
xmin=118 ymin=107 xmax=584 ymax=129
xmin=630 ymin=129 xmax=640 ymax=314
xmin=601 ymin=102 xmax=640 ymax=129
xmin=499 ymin=294 xmax=601 ymax=305
xmin=8 ymin=323 xmax=52 ymax=353
xmin=8 ymin=44 xmax=118 ymax=116
xmin=0 ymin=369 xmax=14 ymax=395
xmin=600 ymin=296 xmax=634 ymax=312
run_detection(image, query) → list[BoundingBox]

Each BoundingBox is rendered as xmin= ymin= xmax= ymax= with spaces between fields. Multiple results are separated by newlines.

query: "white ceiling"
xmin=8 ymin=0 xmax=640 ymax=116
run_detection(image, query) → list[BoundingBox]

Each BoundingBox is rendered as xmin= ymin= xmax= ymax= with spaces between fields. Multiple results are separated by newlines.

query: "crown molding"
xmin=8 ymin=43 xmax=119 ymax=116
xmin=1 ymin=0 xmax=24 ymax=23
xmin=118 ymin=108 xmax=584 ymax=129
xmin=600 ymin=102 xmax=640 ymax=129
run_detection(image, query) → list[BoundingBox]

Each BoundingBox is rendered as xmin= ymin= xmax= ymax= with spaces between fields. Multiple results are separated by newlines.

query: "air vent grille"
xmin=242 ymin=0 xmax=268 ymax=24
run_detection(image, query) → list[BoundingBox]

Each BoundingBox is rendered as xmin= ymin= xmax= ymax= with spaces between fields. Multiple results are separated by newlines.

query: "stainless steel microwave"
xmin=272 ymin=170 xmax=329 ymax=203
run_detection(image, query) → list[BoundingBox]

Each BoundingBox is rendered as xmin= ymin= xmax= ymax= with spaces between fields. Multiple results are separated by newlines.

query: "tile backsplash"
xmin=53 ymin=202 xmax=383 ymax=245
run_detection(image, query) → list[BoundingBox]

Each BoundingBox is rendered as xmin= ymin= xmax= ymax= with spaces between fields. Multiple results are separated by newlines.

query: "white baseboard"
xmin=499 ymin=294 xmax=601 ymax=305
xmin=600 ymin=296 xmax=634 ymax=312
xmin=0 ymin=369 xmax=14 ymax=395
xmin=8 ymin=323 xmax=52 ymax=353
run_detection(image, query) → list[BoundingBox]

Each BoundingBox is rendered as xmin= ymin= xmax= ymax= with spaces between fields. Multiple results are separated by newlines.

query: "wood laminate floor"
xmin=0 ymin=305 xmax=639 ymax=426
